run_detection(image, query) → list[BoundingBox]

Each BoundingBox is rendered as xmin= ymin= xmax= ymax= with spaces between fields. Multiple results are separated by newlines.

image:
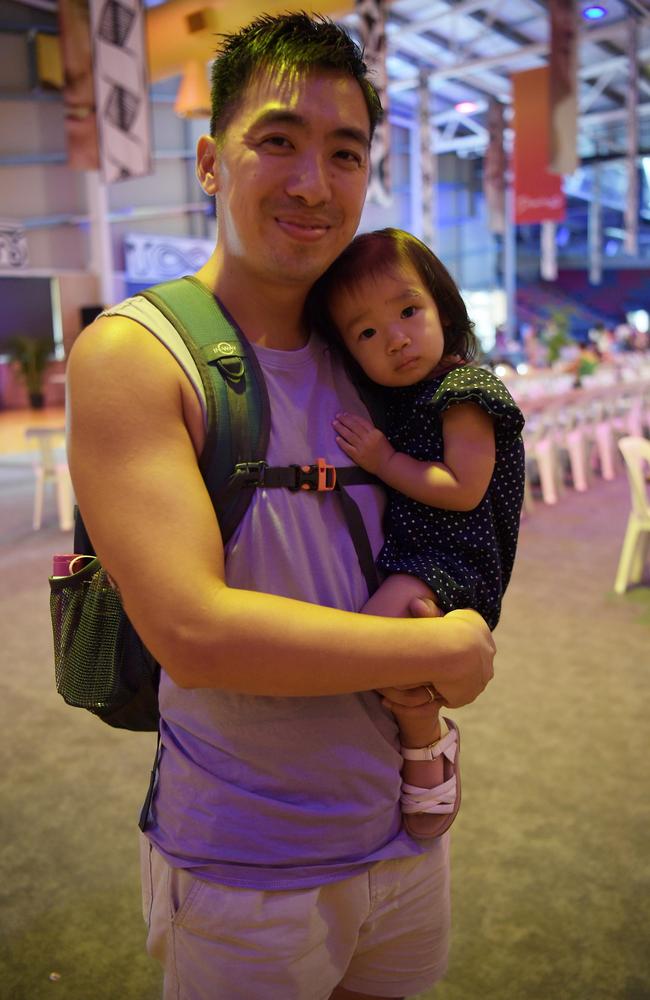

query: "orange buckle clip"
xmin=298 ymin=458 xmax=337 ymax=491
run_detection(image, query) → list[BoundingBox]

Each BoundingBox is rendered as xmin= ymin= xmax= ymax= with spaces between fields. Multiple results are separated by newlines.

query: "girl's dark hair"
xmin=306 ymin=228 xmax=479 ymax=365
xmin=210 ymin=12 xmax=383 ymax=141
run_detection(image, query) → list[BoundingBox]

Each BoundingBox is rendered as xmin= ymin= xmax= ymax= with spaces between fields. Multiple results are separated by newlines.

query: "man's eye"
xmin=335 ymin=150 xmax=363 ymax=166
xmin=401 ymin=305 xmax=417 ymax=319
xmin=262 ymin=135 xmax=292 ymax=149
xmin=359 ymin=328 xmax=375 ymax=340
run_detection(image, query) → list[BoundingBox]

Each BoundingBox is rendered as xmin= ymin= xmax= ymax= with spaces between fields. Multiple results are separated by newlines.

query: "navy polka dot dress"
xmin=378 ymin=365 xmax=525 ymax=630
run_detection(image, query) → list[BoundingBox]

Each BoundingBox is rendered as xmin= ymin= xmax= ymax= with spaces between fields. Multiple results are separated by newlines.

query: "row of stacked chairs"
xmin=513 ymin=374 xmax=650 ymax=510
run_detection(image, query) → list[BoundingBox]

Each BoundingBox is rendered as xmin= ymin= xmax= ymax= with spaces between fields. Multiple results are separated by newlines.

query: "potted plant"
xmin=6 ymin=335 xmax=52 ymax=409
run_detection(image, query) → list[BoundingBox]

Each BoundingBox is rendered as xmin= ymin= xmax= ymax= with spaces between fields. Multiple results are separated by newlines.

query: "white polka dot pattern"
xmin=378 ymin=366 xmax=526 ymax=630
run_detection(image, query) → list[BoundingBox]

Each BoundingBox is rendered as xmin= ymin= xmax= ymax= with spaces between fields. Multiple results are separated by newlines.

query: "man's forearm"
xmin=138 ymin=583 xmax=493 ymax=705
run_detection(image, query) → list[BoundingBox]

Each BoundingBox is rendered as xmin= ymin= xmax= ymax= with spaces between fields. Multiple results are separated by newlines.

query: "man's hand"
xmin=431 ymin=608 xmax=495 ymax=707
xmin=332 ymin=412 xmax=394 ymax=475
xmin=377 ymin=594 xmax=445 ymax=707
xmin=391 ymin=603 xmax=495 ymax=709
xmin=376 ymin=597 xmax=495 ymax=711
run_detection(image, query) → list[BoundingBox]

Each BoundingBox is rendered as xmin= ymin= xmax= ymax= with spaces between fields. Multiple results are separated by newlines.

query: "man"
xmin=67 ymin=13 xmax=495 ymax=1000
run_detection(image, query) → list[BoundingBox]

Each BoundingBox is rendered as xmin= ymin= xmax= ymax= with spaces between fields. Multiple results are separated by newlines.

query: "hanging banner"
xmin=549 ymin=0 xmax=578 ymax=175
xmin=89 ymin=0 xmax=152 ymax=183
xmin=57 ymin=0 xmax=101 ymax=171
xmin=483 ymin=98 xmax=506 ymax=235
xmin=512 ymin=67 xmax=565 ymax=224
xmin=418 ymin=71 xmax=435 ymax=248
xmin=624 ymin=17 xmax=639 ymax=256
xmin=355 ymin=0 xmax=391 ymax=206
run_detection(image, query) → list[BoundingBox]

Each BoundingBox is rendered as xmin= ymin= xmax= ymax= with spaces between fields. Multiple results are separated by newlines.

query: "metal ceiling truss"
xmin=345 ymin=0 xmax=650 ymax=161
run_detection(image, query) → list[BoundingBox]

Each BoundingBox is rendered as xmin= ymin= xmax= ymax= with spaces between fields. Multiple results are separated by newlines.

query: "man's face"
xmin=207 ymin=68 xmax=371 ymax=291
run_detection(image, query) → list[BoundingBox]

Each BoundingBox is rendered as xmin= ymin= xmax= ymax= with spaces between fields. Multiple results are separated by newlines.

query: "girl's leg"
xmin=361 ymin=576 xmax=457 ymax=839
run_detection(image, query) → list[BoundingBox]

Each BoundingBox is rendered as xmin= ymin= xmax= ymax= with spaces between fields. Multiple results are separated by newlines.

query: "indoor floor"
xmin=1 ymin=409 xmax=649 ymax=1000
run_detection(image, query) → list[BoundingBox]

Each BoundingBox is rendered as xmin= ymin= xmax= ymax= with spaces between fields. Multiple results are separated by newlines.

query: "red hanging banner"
xmin=512 ymin=66 xmax=565 ymax=224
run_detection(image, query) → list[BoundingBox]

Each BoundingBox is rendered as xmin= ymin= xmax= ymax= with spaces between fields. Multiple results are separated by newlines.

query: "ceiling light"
xmin=454 ymin=101 xmax=478 ymax=114
xmin=582 ymin=5 xmax=607 ymax=20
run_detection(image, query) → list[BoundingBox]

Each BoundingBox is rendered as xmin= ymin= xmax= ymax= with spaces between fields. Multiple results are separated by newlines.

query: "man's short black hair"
xmin=210 ymin=12 xmax=383 ymax=141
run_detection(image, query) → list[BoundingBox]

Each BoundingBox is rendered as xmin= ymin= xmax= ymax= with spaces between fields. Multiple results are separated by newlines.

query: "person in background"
xmin=588 ymin=322 xmax=615 ymax=359
xmin=567 ymin=340 xmax=600 ymax=386
xmin=66 ymin=14 xmax=495 ymax=1000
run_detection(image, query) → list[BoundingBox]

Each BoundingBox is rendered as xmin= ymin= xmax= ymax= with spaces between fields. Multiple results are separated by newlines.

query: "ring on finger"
xmin=424 ymin=685 xmax=436 ymax=703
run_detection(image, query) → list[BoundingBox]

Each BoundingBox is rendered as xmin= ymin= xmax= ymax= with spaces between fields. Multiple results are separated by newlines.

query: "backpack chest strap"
xmin=228 ymin=460 xmax=381 ymax=597
xmin=231 ymin=460 xmax=379 ymax=493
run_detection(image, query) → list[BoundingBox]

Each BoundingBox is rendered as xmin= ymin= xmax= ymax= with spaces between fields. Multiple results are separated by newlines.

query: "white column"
xmin=589 ymin=165 xmax=602 ymax=285
xmin=85 ymin=170 xmax=115 ymax=306
xmin=504 ymin=173 xmax=517 ymax=339
xmin=540 ymin=221 xmax=557 ymax=281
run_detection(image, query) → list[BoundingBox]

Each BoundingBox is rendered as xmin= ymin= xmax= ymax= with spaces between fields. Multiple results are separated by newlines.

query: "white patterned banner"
xmin=89 ymin=0 xmax=152 ymax=183
xmin=124 ymin=233 xmax=213 ymax=283
xmin=355 ymin=0 xmax=391 ymax=206
xmin=0 ymin=222 xmax=29 ymax=269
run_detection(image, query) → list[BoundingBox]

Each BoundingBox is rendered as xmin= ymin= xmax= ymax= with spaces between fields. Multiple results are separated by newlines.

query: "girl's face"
xmin=329 ymin=262 xmax=446 ymax=387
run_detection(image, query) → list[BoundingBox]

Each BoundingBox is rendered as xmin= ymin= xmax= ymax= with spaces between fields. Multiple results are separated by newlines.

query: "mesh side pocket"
xmin=50 ymin=561 xmax=127 ymax=710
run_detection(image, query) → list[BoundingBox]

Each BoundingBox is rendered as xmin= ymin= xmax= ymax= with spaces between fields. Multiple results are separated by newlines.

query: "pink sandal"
xmin=400 ymin=718 xmax=461 ymax=839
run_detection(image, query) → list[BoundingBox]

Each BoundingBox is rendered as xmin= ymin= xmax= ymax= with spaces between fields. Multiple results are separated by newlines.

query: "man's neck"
xmin=194 ymin=252 xmax=310 ymax=350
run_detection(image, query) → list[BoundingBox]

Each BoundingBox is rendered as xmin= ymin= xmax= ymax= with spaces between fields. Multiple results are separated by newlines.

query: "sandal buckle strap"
xmin=401 ymin=726 xmax=458 ymax=763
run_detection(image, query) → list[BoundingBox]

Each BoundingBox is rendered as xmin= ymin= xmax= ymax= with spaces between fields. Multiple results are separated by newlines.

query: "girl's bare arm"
xmin=333 ymin=402 xmax=495 ymax=511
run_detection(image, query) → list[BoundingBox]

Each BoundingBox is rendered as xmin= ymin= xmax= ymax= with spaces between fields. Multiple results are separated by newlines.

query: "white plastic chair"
xmin=552 ymin=403 xmax=593 ymax=493
xmin=613 ymin=436 xmax=650 ymax=594
xmin=610 ymin=392 xmax=645 ymax=441
xmin=25 ymin=427 xmax=74 ymax=532
xmin=587 ymin=396 xmax=619 ymax=481
xmin=523 ymin=411 xmax=565 ymax=506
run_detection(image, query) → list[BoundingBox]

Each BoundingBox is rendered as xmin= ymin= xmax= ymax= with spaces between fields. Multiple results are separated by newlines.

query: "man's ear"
xmin=196 ymin=135 xmax=219 ymax=195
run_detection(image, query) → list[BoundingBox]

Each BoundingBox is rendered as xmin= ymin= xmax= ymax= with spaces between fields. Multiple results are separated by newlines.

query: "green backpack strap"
xmin=139 ymin=276 xmax=270 ymax=544
xmin=139 ymin=276 xmax=380 ymax=595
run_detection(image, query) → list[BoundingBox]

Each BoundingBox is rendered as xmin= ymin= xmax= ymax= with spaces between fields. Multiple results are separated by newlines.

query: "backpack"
xmin=49 ymin=276 xmax=382 ymax=736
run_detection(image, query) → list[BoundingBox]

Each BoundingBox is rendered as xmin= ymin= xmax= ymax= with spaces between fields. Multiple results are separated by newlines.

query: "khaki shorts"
xmin=140 ymin=834 xmax=450 ymax=999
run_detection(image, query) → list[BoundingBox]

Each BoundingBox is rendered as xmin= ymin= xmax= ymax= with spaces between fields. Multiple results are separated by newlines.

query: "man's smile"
xmin=275 ymin=217 xmax=333 ymax=241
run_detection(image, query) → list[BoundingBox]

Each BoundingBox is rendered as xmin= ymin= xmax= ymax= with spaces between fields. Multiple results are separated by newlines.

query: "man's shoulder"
xmin=68 ymin=302 xmax=187 ymax=396
xmin=70 ymin=310 xmax=154 ymax=367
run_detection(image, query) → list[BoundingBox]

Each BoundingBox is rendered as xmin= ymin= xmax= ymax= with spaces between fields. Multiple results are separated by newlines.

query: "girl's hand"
xmin=333 ymin=412 xmax=395 ymax=475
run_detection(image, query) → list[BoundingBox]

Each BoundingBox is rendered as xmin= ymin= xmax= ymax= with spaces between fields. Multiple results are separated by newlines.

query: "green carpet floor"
xmin=1 ymin=457 xmax=648 ymax=1000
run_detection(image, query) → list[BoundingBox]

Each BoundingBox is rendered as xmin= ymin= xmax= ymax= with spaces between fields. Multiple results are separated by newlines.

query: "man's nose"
xmin=285 ymin=153 xmax=331 ymax=204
